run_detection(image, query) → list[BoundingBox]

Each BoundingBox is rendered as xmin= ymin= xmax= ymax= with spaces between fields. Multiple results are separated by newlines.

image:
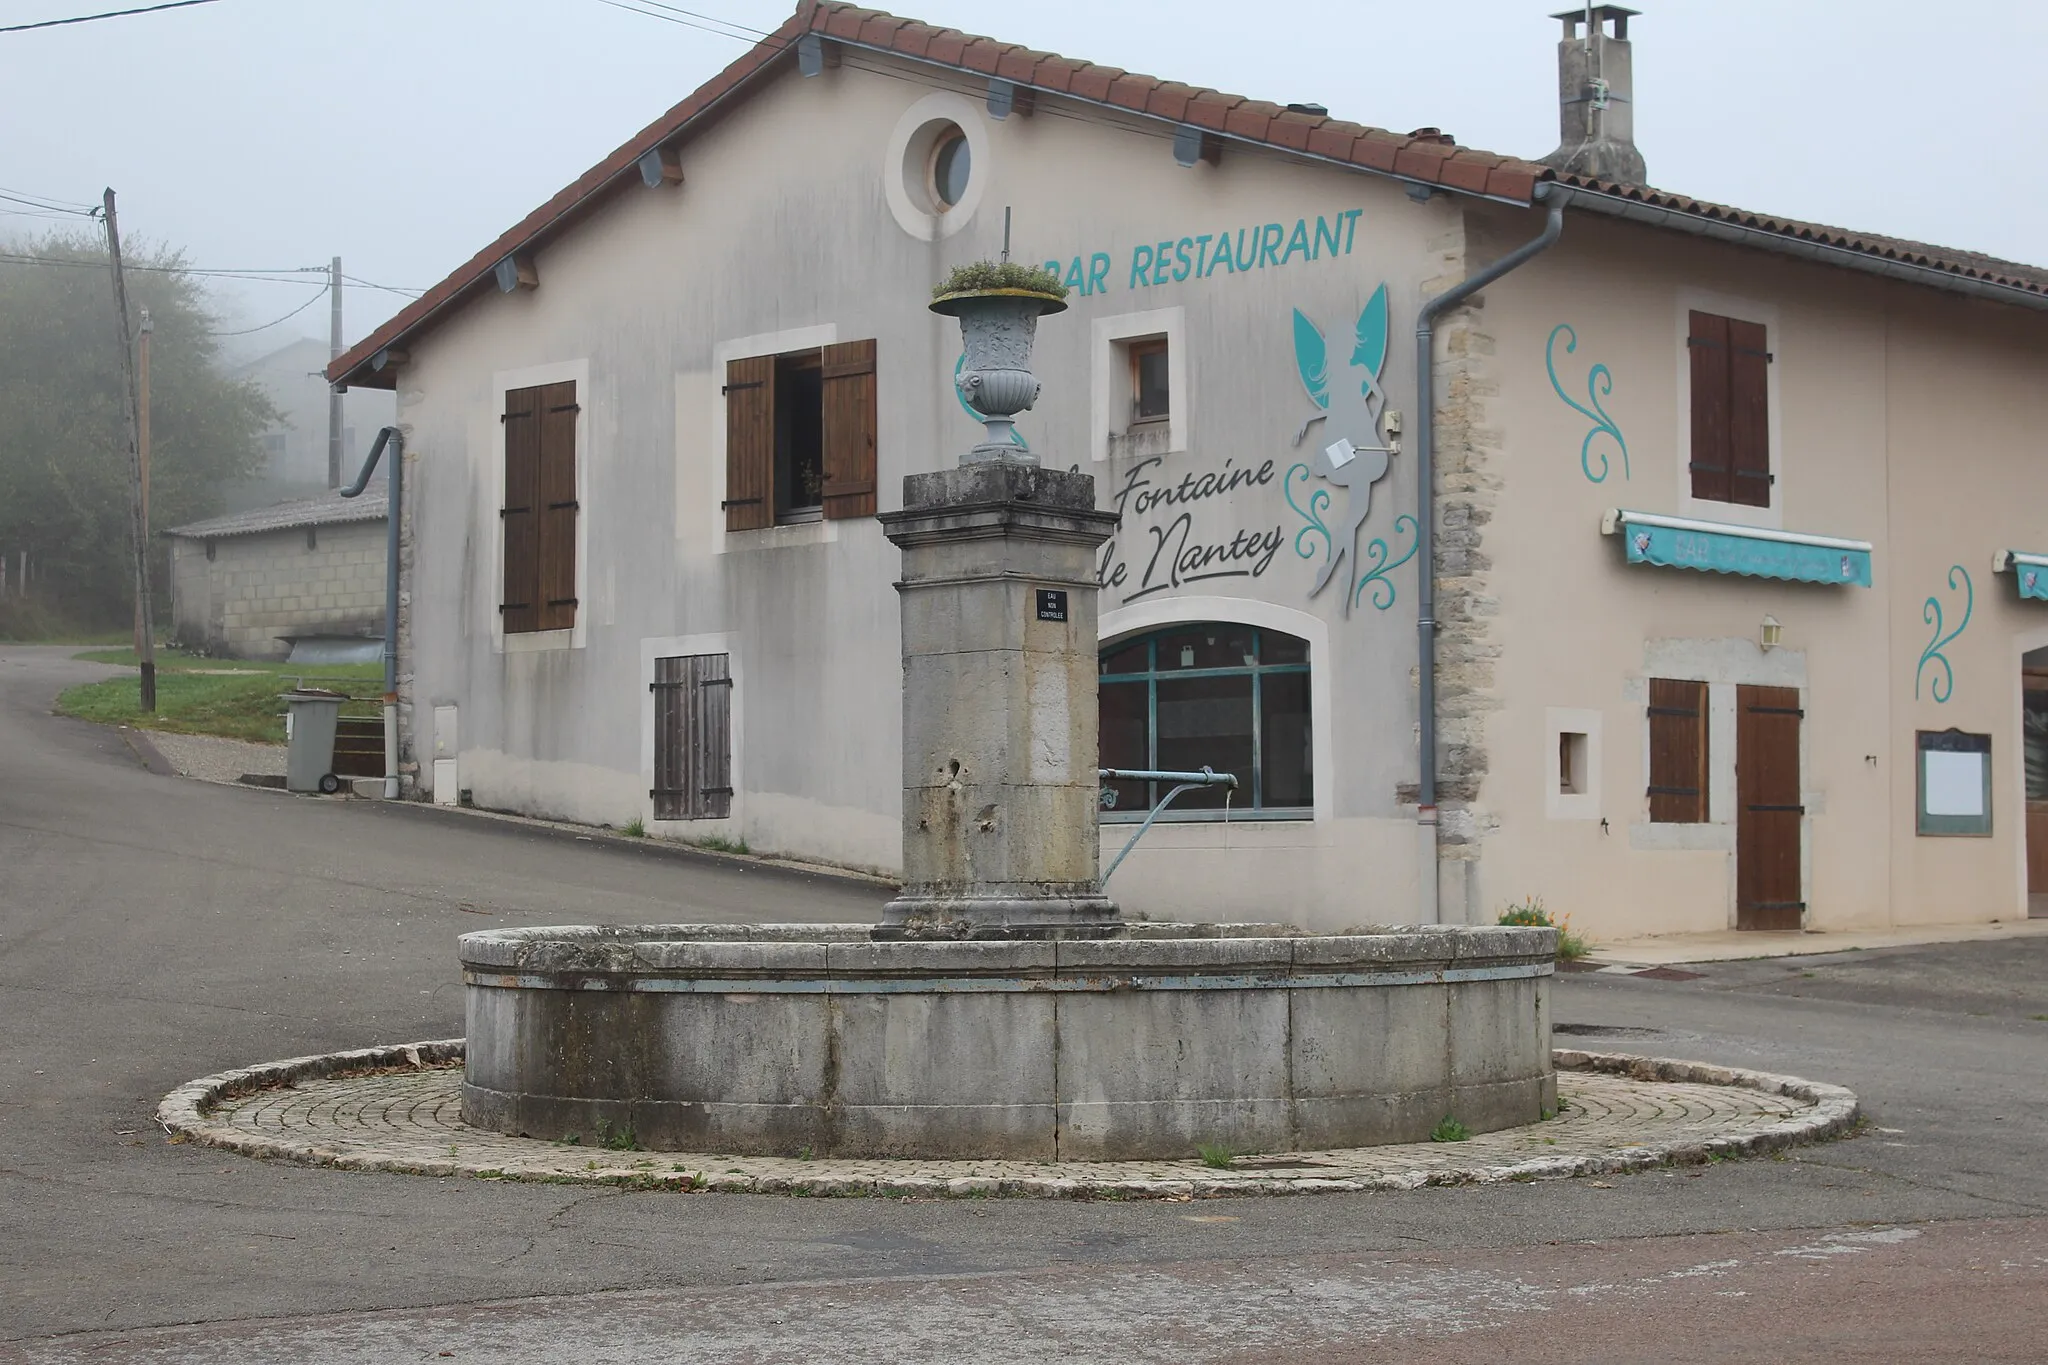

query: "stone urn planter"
xmin=931 ymin=263 xmax=1068 ymax=465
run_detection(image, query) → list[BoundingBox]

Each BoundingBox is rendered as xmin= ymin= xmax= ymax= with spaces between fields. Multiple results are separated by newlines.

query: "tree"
xmin=0 ymin=230 xmax=277 ymax=628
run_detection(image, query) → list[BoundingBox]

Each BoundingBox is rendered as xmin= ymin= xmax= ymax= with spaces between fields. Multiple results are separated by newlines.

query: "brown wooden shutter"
xmin=724 ymin=356 xmax=775 ymax=531
xmin=1647 ymin=677 xmax=1709 ymax=823
xmin=1687 ymin=311 xmax=1731 ymax=503
xmin=1727 ymin=319 xmax=1771 ymax=508
xmin=536 ymin=380 xmax=579 ymax=631
xmin=819 ymin=338 xmax=878 ymax=520
xmin=651 ymin=653 xmax=732 ymax=820
xmin=500 ymin=384 xmax=542 ymax=634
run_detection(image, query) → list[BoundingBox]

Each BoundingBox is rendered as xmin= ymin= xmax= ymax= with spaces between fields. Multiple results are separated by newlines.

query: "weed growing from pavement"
xmin=1196 ymin=1142 xmax=1237 ymax=1169
xmin=1496 ymin=896 xmax=1592 ymax=961
xmin=796 ymin=1145 xmax=814 ymax=1161
xmin=621 ymin=817 xmax=647 ymax=838
xmin=596 ymin=1118 xmax=641 ymax=1152
xmin=1430 ymin=1116 xmax=1471 ymax=1143
xmin=694 ymin=834 xmax=752 ymax=855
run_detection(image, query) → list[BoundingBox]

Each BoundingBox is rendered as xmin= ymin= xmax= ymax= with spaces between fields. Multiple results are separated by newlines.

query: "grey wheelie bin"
xmin=283 ymin=688 xmax=347 ymax=794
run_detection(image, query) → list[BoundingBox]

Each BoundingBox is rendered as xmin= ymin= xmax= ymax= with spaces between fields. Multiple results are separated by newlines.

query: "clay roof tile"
xmin=1106 ymin=73 xmax=1159 ymax=112
xmin=1224 ymin=98 xmax=1280 ymax=141
xmin=1181 ymin=92 xmax=1240 ymax=132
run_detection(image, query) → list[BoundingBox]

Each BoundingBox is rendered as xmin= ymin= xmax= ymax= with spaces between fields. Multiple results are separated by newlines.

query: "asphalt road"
xmin=3 ymin=643 xmax=2045 ymax=1362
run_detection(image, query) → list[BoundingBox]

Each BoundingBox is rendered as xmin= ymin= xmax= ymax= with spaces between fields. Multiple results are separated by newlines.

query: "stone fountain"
xmin=459 ymin=270 xmax=1555 ymax=1161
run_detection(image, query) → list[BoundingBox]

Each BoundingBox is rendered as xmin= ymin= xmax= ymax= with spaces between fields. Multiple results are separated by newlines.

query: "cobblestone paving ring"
xmin=158 ymin=1042 xmax=1858 ymax=1199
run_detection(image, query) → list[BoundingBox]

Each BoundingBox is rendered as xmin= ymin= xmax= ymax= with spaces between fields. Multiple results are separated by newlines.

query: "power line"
xmin=206 ymin=285 xmax=327 ymax=336
xmin=0 ymin=0 xmax=224 ymax=36
xmin=0 ymin=189 xmax=94 ymax=216
xmin=591 ymin=0 xmax=760 ymax=45
xmin=633 ymin=0 xmax=772 ymax=38
xmin=0 ymin=183 xmax=98 ymax=210
xmin=341 ymin=273 xmax=424 ymax=298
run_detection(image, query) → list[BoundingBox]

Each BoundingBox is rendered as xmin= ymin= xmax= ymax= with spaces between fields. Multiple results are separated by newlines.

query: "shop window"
xmin=1687 ymin=310 xmax=1772 ymax=508
xmin=1098 ymin=624 xmax=1311 ymax=818
xmin=1646 ymin=678 xmax=1708 ymax=822
xmin=724 ymin=340 xmax=877 ymax=529
xmin=501 ymin=380 xmax=578 ymax=634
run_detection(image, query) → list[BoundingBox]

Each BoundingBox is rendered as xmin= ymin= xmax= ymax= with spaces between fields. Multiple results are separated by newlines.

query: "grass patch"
xmin=692 ymin=834 xmax=751 ymax=856
xmin=621 ymin=817 xmax=647 ymax=838
xmin=1498 ymin=896 xmax=1593 ymax=961
xmin=1430 ymin=1116 xmax=1471 ymax=1143
xmin=56 ymin=648 xmax=379 ymax=743
xmin=1196 ymin=1142 xmax=1237 ymax=1170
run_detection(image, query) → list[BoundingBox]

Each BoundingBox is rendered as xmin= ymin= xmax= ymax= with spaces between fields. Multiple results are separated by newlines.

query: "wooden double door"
xmin=1736 ymin=685 xmax=1804 ymax=931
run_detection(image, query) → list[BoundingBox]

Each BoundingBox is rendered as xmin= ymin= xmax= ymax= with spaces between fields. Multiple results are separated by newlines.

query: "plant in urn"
xmin=930 ymin=260 xmax=1069 ymax=465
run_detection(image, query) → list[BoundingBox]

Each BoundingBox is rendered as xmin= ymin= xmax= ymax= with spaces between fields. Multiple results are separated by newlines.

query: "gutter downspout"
xmin=1413 ymin=183 xmax=1568 ymax=924
xmin=341 ymin=425 xmax=403 ymax=799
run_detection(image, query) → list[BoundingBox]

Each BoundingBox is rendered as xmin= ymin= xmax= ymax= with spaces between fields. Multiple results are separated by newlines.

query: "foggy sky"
xmin=3 ymin=0 xmax=2042 ymax=351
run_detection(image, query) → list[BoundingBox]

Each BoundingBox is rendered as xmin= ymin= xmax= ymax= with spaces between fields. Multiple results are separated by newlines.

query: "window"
xmin=1558 ymin=731 xmax=1588 ymax=795
xmin=1098 ymin=625 xmax=1311 ymax=817
xmin=724 ymin=341 xmax=876 ymax=530
xmin=1687 ymin=310 xmax=1771 ymax=507
xmin=262 ymin=431 xmax=287 ymax=465
xmin=1128 ymin=337 xmax=1169 ymax=425
xmin=928 ymin=127 xmax=970 ymax=209
xmin=1646 ymin=677 xmax=1708 ymax=822
xmin=500 ymin=380 xmax=578 ymax=634
xmin=651 ymin=653 xmax=733 ymax=820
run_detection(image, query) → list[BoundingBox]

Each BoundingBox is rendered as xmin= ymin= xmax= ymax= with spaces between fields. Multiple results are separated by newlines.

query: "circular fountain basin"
xmin=459 ymin=923 xmax=1557 ymax=1161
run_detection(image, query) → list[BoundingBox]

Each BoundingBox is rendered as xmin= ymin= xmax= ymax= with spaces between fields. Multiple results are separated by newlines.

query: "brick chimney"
xmin=1542 ymin=5 xmax=1646 ymax=184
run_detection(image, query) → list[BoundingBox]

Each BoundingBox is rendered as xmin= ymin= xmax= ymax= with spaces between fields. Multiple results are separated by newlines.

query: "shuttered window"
xmin=725 ymin=340 xmax=877 ymax=529
xmin=1687 ymin=311 xmax=1771 ymax=507
xmin=651 ymin=653 xmax=733 ymax=820
xmin=501 ymin=380 xmax=578 ymax=634
xmin=1647 ymin=677 xmax=1709 ymax=823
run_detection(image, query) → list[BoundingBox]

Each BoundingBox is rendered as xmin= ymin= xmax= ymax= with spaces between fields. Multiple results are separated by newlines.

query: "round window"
xmin=929 ymin=127 xmax=971 ymax=209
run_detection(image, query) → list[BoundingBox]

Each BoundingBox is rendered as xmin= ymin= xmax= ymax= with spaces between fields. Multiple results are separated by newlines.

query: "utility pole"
xmin=102 ymin=188 xmax=156 ymax=712
xmin=327 ymin=255 xmax=343 ymax=488
xmin=134 ymin=307 xmax=152 ymax=655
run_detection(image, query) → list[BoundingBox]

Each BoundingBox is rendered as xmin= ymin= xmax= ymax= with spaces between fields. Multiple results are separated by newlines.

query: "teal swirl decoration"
xmin=1545 ymin=323 xmax=1628 ymax=483
xmin=1283 ymin=462 xmax=1332 ymax=567
xmin=1915 ymin=564 xmax=1972 ymax=703
xmin=1354 ymin=514 xmax=1419 ymax=611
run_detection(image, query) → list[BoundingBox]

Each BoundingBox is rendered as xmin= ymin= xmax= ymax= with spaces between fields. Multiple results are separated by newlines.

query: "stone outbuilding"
xmin=163 ymin=489 xmax=387 ymax=660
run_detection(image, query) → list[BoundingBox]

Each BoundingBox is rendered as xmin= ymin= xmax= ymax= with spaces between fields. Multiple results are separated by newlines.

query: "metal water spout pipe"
xmin=1413 ymin=183 xmax=1568 ymax=923
xmin=341 ymin=425 xmax=402 ymax=798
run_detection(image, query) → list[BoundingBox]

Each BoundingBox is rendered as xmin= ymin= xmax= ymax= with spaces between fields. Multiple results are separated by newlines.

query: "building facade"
xmin=331 ymin=2 xmax=2048 ymax=940
xmin=164 ymin=489 xmax=388 ymax=660
xmin=227 ymin=336 xmax=397 ymax=509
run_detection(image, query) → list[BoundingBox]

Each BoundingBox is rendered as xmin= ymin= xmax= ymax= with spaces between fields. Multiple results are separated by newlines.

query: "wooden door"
xmin=1736 ymin=685 xmax=1804 ymax=930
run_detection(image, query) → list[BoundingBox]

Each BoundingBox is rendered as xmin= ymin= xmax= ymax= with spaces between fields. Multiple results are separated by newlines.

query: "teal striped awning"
xmin=1995 ymin=550 xmax=2048 ymax=600
xmin=1601 ymin=510 xmax=1873 ymax=587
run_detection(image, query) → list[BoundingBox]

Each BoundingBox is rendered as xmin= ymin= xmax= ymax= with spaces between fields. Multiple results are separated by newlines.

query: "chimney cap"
xmin=1550 ymin=4 xmax=1640 ymax=39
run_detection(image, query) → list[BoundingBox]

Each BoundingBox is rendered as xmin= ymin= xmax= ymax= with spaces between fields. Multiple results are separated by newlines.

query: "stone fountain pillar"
xmin=877 ymin=281 xmax=1120 ymax=938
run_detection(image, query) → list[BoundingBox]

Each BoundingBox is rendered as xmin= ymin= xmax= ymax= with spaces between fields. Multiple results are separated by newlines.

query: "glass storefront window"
xmin=1096 ymin=624 xmax=1313 ymax=816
